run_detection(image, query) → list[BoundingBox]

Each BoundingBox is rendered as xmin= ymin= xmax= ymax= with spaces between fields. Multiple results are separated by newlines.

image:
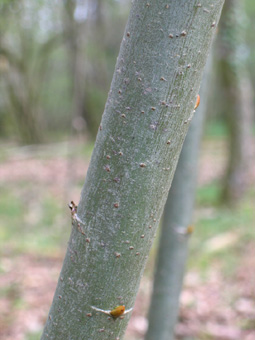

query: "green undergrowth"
xmin=0 ymin=140 xmax=94 ymax=258
xmin=204 ymin=119 xmax=228 ymax=138
xmin=0 ymin=185 xmax=69 ymax=257
xmin=26 ymin=332 xmax=42 ymax=340
xmin=1 ymin=139 xmax=253 ymax=276
xmin=188 ymin=184 xmax=255 ymax=278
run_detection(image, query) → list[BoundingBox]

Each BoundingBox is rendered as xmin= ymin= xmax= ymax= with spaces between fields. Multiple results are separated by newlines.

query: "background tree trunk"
xmin=218 ymin=0 xmax=254 ymax=204
xmin=63 ymin=0 xmax=110 ymax=138
xmin=63 ymin=0 xmax=86 ymax=133
xmin=145 ymin=57 xmax=212 ymax=340
xmin=41 ymin=1 xmax=225 ymax=339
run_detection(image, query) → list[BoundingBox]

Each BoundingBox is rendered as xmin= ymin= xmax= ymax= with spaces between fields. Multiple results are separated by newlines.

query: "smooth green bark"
xmin=41 ymin=1 xmax=224 ymax=339
xmin=145 ymin=57 xmax=211 ymax=340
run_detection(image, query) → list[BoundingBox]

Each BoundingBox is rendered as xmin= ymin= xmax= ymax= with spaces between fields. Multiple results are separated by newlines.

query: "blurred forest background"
xmin=0 ymin=0 xmax=254 ymax=339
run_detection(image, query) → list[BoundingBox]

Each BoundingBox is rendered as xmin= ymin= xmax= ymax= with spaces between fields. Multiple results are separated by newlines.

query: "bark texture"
xmin=41 ymin=1 xmax=224 ymax=339
xmin=145 ymin=57 xmax=212 ymax=340
xmin=218 ymin=0 xmax=254 ymax=204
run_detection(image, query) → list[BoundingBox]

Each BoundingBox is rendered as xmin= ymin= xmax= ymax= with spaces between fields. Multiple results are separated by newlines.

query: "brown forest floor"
xmin=0 ymin=138 xmax=254 ymax=340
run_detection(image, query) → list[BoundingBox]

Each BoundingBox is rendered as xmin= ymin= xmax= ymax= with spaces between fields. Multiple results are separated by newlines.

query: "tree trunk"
xmin=6 ymin=75 xmax=44 ymax=144
xmin=63 ymin=0 xmax=107 ymax=139
xmin=41 ymin=1 xmax=224 ymax=339
xmin=145 ymin=57 xmax=212 ymax=340
xmin=63 ymin=0 xmax=85 ymax=126
xmin=218 ymin=0 xmax=254 ymax=204
xmin=82 ymin=0 xmax=111 ymax=139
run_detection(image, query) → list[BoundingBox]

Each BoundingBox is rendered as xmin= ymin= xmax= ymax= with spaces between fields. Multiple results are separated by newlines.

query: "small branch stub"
xmin=69 ymin=201 xmax=86 ymax=231
xmin=174 ymin=225 xmax=194 ymax=235
xmin=186 ymin=225 xmax=194 ymax=234
xmin=194 ymin=94 xmax=200 ymax=110
xmin=68 ymin=201 xmax=77 ymax=217
xmin=110 ymin=306 xmax=125 ymax=319
xmin=91 ymin=305 xmax=133 ymax=319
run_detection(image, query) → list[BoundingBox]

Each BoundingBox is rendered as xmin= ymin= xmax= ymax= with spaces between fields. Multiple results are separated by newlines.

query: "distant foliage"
xmin=0 ymin=0 xmax=130 ymax=143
